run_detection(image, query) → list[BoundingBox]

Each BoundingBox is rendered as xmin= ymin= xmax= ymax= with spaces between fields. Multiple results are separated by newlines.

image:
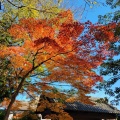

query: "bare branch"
xmin=6 ymin=0 xmax=26 ymax=8
xmin=23 ymin=89 xmax=36 ymax=100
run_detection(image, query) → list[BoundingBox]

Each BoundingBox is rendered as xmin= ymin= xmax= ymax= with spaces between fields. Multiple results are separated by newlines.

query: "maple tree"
xmin=0 ymin=9 xmax=118 ymax=120
xmin=0 ymin=0 xmax=81 ymax=115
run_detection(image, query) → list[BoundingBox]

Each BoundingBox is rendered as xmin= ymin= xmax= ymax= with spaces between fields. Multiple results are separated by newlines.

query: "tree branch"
xmin=6 ymin=0 xmax=26 ymax=8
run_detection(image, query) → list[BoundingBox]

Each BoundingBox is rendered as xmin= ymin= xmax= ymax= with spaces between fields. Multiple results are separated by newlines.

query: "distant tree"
xmin=106 ymin=0 xmax=120 ymax=8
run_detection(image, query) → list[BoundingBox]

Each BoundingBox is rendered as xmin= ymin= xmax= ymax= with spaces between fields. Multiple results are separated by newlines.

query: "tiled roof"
xmin=65 ymin=98 xmax=120 ymax=114
xmin=2 ymin=97 xmax=119 ymax=115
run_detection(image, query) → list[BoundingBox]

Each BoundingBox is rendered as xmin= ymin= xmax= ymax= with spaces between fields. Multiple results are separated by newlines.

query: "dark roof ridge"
xmin=64 ymin=97 xmax=120 ymax=114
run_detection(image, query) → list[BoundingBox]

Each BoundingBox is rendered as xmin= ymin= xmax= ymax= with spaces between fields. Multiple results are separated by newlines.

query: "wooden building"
xmin=64 ymin=100 xmax=120 ymax=120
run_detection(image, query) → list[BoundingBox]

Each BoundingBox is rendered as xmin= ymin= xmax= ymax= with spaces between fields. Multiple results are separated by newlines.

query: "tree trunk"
xmin=3 ymin=58 xmax=48 ymax=119
xmin=4 ymin=78 xmax=25 ymax=120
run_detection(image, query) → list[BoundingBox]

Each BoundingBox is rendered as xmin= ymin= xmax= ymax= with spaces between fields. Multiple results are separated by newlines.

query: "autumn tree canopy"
xmin=0 ymin=8 xmax=118 ymax=120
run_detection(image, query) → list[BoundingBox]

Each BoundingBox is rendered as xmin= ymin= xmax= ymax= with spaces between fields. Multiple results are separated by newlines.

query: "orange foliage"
xmin=2 ymin=11 xmax=117 ymax=95
xmin=90 ymin=22 xmax=117 ymax=42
